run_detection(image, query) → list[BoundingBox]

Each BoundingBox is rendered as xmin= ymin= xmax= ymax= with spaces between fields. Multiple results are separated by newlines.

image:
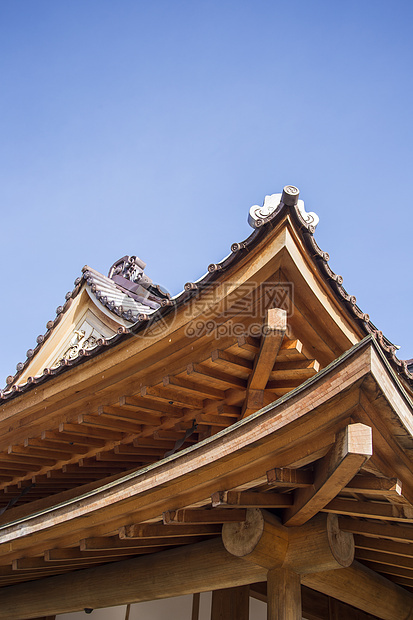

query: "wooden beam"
xmin=267 ymin=568 xmax=301 ymax=620
xmin=58 ymin=423 xmax=123 ymax=441
xmin=187 ymin=362 xmax=247 ymax=390
xmin=269 ymin=359 xmax=320 ymax=380
xmin=78 ymin=414 xmax=142 ymax=435
xmin=12 ymin=557 xmax=106 ymax=571
xmin=119 ymin=396 xmax=183 ymax=417
xmin=211 ymin=585 xmax=249 ymax=620
xmin=45 ymin=547 xmax=147 ymax=561
xmin=80 ymin=535 xmax=199 ymax=551
xmin=355 ymin=548 xmax=413 ymax=570
xmin=98 ymin=405 xmax=161 ymax=426
xmin=354 ymin=534 xmax=413 ymax=558
xmin=8 ymin=445 xmax=73 ymax=461
xmin=277 ymin=338 xmax=304 ymax=361
xmin=0 ymin=537 xmax=411 ymax=619
xmin=237 ymin=336 xmax=304 ymax=361
xmin=344 ymin=476 xmax=403 ymax=497
xmin=339 ymin=517 xmax=413 ymax=543
xmin=140 ymin=386 xmax=203 ymax=409
xmin=210 ymin=350 xmax=253 ymax=375
xmin=163 ymin=509 xmax=247 ymax=524
xmin=24 ymin=437 xmax=90 ymax=454
xmin=248 ymin=309 xmax=287 ymax=391
xmin=302 ymin=561 xmax=413 ymax=620
xmin=0 ymin=538 xmax=268 ymax=618
xmin=211 ymin=491 xmax=293 ymax=509
xmin=222 ymin=509 xmax=353 ymax=573
xmin=13 ymin=556 xmax=128 ymax=574
xmin=114 ymin=445 xmax=165 ymax=457
xmin=0 ymin=453 xmax=54 ymax=467
xmin=119 ymin=523 xmax=221 ymax=539
xmin=46 ymin=547 xmax=162 ymax=562
xmin=43 ymin=430 xmax=106 ymax=447
xmin=194 ymin=413 xmax=235 ymax=428
xmin=267 ymin=467 xmax=313 ymax=487
xmin=362 ymin=561 xmax=413 ymax=581
xmin=242 ymin=308 xmax=286 ymax=417
xmin=325 ymin=498 xmax=413 ymax=522
xmin=163 ymin=375 xmax=225 ymax=400
xmin=283 ymin=423 xmax=372 ymax=526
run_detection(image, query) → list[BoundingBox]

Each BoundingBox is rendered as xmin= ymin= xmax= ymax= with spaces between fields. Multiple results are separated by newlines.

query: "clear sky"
xmin=0 ymin=0 xmax=412 ymax=385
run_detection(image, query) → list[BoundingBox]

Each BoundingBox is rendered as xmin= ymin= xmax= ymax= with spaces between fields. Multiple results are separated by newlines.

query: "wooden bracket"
xmin=283 ymin=423 xmax=373 ymax=527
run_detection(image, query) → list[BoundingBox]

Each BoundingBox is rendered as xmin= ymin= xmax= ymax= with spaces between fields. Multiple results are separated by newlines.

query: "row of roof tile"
xmin=1 ymin=192 xmax=411 ymax=402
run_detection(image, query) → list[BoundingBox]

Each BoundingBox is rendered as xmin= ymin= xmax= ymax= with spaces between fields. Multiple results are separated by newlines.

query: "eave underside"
xmin=0 ymin=339 xmax=412 ymax=618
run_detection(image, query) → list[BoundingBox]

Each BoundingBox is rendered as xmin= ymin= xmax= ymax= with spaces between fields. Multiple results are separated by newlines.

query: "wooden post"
xmin=267 ymin=569 xmax=301 ymax=620
xmin=191 ymin=593 xmax=200 ymax=620
xmin=211 ymin=585 xmax=249 ymax=620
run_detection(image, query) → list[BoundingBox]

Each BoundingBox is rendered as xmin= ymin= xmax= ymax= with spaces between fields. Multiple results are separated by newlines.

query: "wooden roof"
xmin=3 ymin=256 xmax=168 ymax=392
xmin=0 ymin=186 xmax=412 ymax=618
xmin=2 ymin=187 xmax=412 ymax=404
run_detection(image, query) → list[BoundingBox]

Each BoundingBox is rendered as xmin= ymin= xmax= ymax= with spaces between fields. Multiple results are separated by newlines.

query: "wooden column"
xmin=191 ymin=593 xmax=200 ymax=620
xmin=211 ymin=585 xmax=249 ymax=620
xmin=267 ymin=569 xmax=301 ymax=620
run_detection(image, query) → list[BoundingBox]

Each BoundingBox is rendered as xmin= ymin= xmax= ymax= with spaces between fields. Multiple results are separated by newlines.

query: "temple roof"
xmin=0 ymin=190 xmax=413 ymax=608
xmin=2 ymin=255 xmax=169 ymax=393
xmin=83 ymin=255 xmax=170 ymax=320
xmin=1 ymin=186 xmax=411 ymax=402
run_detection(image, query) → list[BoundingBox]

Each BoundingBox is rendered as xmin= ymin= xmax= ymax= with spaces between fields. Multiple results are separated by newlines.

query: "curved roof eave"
xmin=1 ymin=194 xmax=411 ymax=403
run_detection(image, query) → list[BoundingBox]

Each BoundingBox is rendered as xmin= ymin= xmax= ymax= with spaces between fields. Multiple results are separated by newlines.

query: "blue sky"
xmin=0 ymin=0 xmax=412 ymax=384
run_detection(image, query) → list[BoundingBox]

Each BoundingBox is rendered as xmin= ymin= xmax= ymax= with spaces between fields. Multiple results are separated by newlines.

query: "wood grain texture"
xmin=283 ymin=423 xmax=372 ymax=526
xmin=267 ymin=568 xmax=301 ymax=620
xmin=211 ymin=586 xmax=249 ymax=620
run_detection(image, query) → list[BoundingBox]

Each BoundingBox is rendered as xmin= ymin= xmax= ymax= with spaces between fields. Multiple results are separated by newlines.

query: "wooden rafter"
xmin=324 ymin=498 xmax=413 ymax=522
xmin=163 ymin=509 xmax=247 ymax=525
xmin=211 ymin=491 xmax=293 ymax=509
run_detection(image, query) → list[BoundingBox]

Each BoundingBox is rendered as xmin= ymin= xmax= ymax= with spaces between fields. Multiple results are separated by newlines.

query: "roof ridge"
xmin=1 ymin=187 xmax=411 ymax=403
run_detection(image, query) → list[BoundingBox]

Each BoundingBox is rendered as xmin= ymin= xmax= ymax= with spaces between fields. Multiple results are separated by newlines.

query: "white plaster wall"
xmin=57 ymin=592 xmax=267 ymax=620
